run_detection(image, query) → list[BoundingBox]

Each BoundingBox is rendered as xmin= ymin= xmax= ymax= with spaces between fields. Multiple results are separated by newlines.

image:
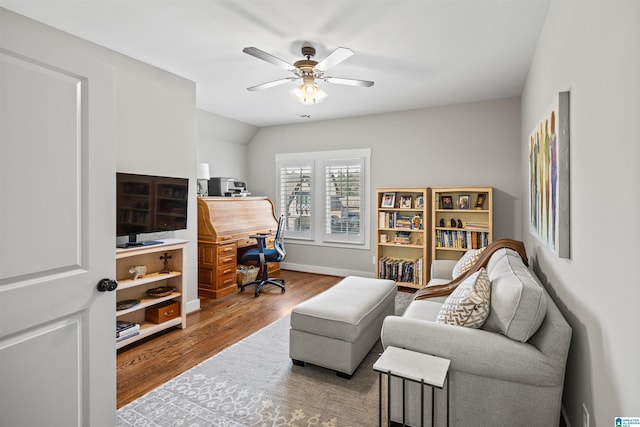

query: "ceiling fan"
xmin=242 ymin=44 xmax=374 ymax=105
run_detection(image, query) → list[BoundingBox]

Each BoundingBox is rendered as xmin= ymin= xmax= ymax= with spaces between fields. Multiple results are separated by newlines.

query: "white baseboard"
xmin=280 ymin=261 xmax=375 ymax=279
xmin=186 ymin=298 xmax=201 ymax=314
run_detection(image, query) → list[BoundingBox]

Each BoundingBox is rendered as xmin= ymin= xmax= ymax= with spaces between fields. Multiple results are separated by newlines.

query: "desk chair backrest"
xmin=274 ymin=215 xmax=286 ymax=260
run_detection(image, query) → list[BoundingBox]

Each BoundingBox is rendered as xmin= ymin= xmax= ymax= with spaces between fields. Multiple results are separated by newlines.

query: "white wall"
xmin=247 ymin=98 xmax=522 ymax=276
xmin=521 ymin=1 xmax=640 ymax=425
xmin=197 ymin=109 xmax=257 ymax=182
xmin=1 ymin=7 xmax=200 ymax=319
xmin=112 ymin=54 xmax=198 ymax=311
xmin=7 ymin=8 xmax=201 ymax=311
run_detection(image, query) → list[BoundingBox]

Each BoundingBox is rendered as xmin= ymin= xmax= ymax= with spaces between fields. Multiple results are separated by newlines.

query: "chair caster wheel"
xmin=281 ymin=288 xmax=285 ymax=293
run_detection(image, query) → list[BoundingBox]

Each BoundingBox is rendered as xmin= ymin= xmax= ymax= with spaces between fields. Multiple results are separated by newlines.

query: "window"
xmin=276 ymin=148 xmax=370 ymax=248
xmin=277 ymin=158 xmax=314 ymax=240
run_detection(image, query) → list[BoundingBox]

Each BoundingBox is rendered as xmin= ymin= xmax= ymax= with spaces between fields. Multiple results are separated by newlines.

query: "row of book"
xmin=378 ymin=212 xmax=423 ymax=230
xmin=378 ymin=256 xmax=424 ymax=285
xmin=116 ymin=320 xmax=140 ymax=342
xmin=435 ymin=230 xmax=489 ymax=249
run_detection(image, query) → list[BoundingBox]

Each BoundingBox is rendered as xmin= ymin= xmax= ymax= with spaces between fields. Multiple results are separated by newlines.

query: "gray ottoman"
xmin=289 ymin=276 xmax=397 ymax=378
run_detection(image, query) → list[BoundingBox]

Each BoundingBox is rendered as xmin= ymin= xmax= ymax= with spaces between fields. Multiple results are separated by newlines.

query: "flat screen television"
xmin=116 ymin=172 xmax=189 ymax=248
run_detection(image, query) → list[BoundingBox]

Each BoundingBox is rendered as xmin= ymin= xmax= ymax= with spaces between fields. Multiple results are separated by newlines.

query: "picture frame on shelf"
xmin=475 ymin=193 xmax=487 ymax=209
xmin=399 ymin=195 xmax=412 ymax=209
xmin=381 ymin=192 xmax=396 ymax=208
xmin=441 ymin=195 xmax=453 ymax=209
xmin=411 ymin=214 xmax=423 ymax=230
xmin=458 ymin=194 xmax=470 ymax=210
xmin=415 ymin=195 xmax=424 ymax=209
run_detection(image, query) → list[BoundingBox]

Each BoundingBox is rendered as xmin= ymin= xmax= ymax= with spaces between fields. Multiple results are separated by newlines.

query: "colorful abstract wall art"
xmin=529 ymin=91 xmax=570 ymax=258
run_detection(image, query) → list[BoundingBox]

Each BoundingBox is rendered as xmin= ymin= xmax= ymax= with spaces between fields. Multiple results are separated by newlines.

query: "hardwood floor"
xmin=116 ymin=270 xmax=342 ymax=408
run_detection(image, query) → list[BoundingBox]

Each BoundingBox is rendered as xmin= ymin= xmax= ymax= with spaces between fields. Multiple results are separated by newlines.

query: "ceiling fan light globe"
xmin=290 ymin=84 xmax=328 ymax=105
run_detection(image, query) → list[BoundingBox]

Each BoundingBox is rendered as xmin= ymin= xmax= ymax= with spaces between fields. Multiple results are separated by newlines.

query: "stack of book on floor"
xmin=116 ymin=320 xmax=140 ymax=342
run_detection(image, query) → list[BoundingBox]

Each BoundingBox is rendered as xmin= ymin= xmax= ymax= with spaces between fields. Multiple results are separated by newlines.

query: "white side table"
xmin=374 ymin=346 xmax=450 ymax=427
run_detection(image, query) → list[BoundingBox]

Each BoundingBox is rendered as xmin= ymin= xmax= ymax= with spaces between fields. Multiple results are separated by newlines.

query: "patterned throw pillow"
xmin=452 ymin=247 xmax=486 ymax=279
xmin=436 ymin=268 xmax=491 ymax=328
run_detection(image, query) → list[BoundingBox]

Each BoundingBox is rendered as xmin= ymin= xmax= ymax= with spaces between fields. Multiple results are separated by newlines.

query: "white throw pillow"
xmin=452 ymin=247 xmax=486 ymax=279
xmin=436 ymin=268 xmax=491 ymax=328
xmin=484 ymin=251 xmax=547 ymax=342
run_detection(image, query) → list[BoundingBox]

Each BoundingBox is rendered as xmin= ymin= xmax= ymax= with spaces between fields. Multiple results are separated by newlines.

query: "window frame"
xmin=275 ymin=148 xmax=371 ymax=250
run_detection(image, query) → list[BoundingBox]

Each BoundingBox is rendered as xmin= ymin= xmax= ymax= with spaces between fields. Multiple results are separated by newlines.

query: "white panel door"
xmin=0 ymin=27 xmax=116 ymax=427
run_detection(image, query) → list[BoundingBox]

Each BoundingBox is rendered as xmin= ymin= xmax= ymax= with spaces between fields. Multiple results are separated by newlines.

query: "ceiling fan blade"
xmin=315 ymin=47 xmax=354 ymax=71
xmin=243 ymin=47 xmax=295 ymax=71
xmin=247 ymin=77 xmax=299 ymax=91
xmin=324 ymin=77 xmax=375 ymax=87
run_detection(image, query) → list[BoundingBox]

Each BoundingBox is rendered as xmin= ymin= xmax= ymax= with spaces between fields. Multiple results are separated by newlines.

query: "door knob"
xmin=97 ymin=278 xmax=118 ymax=292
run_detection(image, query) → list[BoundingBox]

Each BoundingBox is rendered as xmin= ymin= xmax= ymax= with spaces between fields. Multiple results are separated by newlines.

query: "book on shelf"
xmin=379 ymin=212 xmax=394 ymax=228
xmin=378 ymin=212 xmax=423 ymax=230
xmin=435 ymin=229 xmax=489 ymax=249
xmin=116 ymin=320 xmax=140 ymax=338
xmin=116 ymin=329 xmax=140 ymax=342
xmin=378 ymin=256 xmax=423 ymax=285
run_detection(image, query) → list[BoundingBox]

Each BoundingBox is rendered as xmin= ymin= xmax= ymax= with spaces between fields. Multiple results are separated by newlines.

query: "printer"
xmin=208 ymin=177 xmax=250 ymax=196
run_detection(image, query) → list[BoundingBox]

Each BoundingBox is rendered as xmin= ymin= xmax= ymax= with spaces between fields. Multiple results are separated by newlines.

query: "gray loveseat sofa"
xmin=381 ymin=247 xmax=572 ymax=426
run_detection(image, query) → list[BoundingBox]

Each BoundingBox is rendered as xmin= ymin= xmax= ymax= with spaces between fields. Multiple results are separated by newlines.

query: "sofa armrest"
xmin=381 ymin=315 xmax=565 ymax=387
xmin=430 ymin=260 xmax=457 ymax=280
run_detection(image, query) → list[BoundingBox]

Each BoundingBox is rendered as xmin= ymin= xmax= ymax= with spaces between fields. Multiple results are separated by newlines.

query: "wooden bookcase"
xmin=115 ymin=239 xmax=187 ymax=349
xmin=375 ymin=188 xmax=430 ymax=289
xmin=431 ymin=186 xmax=493 ymax=262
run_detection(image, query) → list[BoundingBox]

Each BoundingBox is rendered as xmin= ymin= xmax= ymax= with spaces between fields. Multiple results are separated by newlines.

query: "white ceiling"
xmin=0 ymin=0 xmax=549 ymax=127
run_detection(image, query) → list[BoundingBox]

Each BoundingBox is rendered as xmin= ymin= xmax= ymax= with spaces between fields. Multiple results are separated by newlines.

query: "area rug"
xmin=116 ymin=291 xmax=414 ymax=426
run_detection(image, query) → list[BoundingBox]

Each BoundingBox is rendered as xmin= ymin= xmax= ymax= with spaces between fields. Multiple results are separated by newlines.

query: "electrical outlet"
xmin=582 ymin=403 xmax=590 ymax=427
xmin=372 ymin=255 xmax=376 ymax=265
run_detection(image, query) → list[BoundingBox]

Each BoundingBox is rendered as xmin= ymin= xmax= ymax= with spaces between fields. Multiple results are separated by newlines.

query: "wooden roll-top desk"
xmin=197 ymin=196 xmax=280 ymax=298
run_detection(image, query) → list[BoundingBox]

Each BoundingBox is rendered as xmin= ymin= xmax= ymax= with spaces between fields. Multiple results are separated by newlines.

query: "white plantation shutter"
xmin=276 ymin=149 xmax=369 ymax=248
xmin=277 ymin=159 xmax=313 ymax=240
xmin=324 ymin=158 xmax=364 ymax=244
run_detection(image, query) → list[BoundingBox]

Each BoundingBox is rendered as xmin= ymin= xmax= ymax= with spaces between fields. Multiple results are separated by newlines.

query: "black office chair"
xmin=240 ymin=215 xmax=286 ymax=297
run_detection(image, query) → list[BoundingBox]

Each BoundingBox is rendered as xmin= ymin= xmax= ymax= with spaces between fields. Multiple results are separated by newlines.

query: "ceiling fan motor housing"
xmin=301 ymin=45 xmax=316 ymax=58
xmin=293 ymin=59 xmax=320 ymax=78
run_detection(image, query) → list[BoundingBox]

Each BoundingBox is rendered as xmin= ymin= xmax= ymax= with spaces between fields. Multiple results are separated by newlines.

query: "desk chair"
xmin=240 ymin=215 xmax=286 ymax=297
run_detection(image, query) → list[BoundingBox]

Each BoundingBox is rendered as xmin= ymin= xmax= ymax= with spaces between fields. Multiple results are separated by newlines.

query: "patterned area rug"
xmin=116 ymin=291 xmax=414 ymax=426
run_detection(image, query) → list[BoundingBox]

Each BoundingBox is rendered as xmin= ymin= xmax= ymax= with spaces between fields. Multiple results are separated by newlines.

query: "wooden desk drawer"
xmin=216 ymin=264 xmax=236 ymax=277
xmin=237 ymin=237 xmax=255 ymax=248
xmin=217 ymin=243 xmax=237 ymax=267
xmin=217 ymin=243 xmax=236 ymax=256
xmin=237 ymin=236 xmax=276 ymax=249
xmin=217 ymin=272 xmax=236 ymax=289
xmin=217 ymin=254 xmax=236 ymax=268
xmin=198 ymin=264 xmax=236 ymax=284
xmin=267 ymin=262 xmax=280 ymax=275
